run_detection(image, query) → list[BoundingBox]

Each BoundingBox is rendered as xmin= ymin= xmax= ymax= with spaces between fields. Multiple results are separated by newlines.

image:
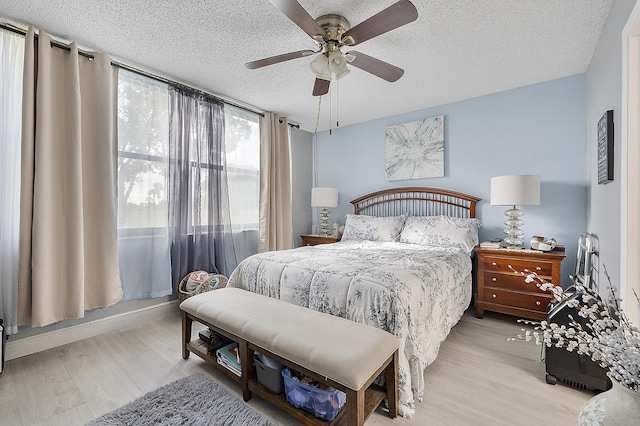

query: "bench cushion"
xmin=180 ymin=288 xmax=399 ymax=391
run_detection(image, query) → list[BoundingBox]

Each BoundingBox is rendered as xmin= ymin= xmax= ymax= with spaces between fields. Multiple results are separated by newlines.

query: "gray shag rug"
xmin=86 ymin=373 xmax=277 ymax=426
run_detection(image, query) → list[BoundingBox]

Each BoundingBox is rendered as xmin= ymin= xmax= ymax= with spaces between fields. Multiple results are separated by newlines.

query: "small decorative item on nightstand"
xmin=473 ymin=247 xmax=565 ymax=321
xmin=300 ymin=234 xmax=340 ymax=246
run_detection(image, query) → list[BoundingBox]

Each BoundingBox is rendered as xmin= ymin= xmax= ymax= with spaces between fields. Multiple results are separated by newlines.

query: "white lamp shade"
xmin=490 ymin=175 xmax=540 ymax=206
xmin=311 ymin=187 xmax=338 ymax=208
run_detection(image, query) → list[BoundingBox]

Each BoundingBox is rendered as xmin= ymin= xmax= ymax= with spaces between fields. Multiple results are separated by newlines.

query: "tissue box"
xmin=281 ymin=367 xmax=346 ymax=421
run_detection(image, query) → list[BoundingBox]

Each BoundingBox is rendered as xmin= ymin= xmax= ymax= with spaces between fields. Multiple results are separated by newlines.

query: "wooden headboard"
xmin=350 ymin=187 xmax=480 ymax=218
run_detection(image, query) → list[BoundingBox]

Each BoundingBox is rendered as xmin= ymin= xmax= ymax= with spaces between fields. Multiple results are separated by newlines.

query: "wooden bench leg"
xmin=346 ymin=388 xmax=365 ymax=426
xmin=385 ymin=350 xmax=399 ymax=418
xmin=238 ymin=339 xmax=253 ymax=401
xmin=181 ymin=310 xmax=192 ymax=360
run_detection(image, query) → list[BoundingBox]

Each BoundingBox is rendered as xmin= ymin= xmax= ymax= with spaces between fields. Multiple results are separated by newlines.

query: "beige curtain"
xmin=258 ymin=112 xmax=293 ymax=252
xmin=18 ymin=27 xmax=122 ymax=327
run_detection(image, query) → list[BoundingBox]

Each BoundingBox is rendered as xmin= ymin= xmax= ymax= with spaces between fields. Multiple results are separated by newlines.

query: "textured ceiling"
xmin=0 ymin=1 xmax=614 ymax=132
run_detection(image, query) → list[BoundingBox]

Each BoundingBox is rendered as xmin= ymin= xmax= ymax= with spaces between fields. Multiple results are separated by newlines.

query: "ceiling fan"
xmin=245 ymin=0 xmax=418 ymax=96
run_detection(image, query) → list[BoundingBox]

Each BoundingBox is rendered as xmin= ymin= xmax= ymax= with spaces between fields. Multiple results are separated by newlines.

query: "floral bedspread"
xmin=227 ymin=240 xmax=472 ymax=417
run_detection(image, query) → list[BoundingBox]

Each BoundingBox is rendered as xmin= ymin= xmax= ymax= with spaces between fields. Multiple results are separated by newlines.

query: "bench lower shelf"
xmin=186 ymin=339 xmax=242 ymax=384
xmin=186 ymin=338 xmax=387 ymax=426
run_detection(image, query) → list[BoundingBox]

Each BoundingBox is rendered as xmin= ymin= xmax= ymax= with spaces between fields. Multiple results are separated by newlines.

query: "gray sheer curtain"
xmin=168 ymin=88 xmax=237 ymax=288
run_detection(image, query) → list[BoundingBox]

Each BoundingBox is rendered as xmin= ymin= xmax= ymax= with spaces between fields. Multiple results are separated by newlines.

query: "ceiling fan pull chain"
xmin=329 ymin=82 xmax=333 ymax=135
xmin=313 ymin=95 xmax=322 ymax=136
xmin=336 ymin=78 xmax=340 ymax=128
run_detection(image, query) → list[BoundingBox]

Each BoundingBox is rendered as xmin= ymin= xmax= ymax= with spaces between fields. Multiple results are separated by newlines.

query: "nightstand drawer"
xmin=482 ymin=272 xmax=544 ymax=293
xmin=483 ymin=256 xmax=553 ymax=277
xmin=482 ymin=288 xmax=552 ymax=312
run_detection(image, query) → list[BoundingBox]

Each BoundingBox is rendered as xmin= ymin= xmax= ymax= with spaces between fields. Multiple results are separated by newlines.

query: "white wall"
xmin=315 ymin=75 xmax=588 ymax=287
xmin=586 ymin=0 xmax=637 ymax=308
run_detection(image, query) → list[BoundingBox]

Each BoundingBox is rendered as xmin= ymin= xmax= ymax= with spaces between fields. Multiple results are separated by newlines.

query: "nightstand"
xmin=300 ymin=234 xmax=340 ymax=246
xmin=473 ymin=247 xmax=565 ymax=321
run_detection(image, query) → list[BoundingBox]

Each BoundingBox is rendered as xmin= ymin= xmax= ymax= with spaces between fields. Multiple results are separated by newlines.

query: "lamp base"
xmin=502 ymin=206 xmax=525 ymax=248
xmin=318 ymin=208 xmax=330 ymax=236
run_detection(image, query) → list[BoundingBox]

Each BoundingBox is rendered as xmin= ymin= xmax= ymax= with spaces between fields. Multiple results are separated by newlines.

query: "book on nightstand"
xmin=480 ymin=239 xmax=502 ymax=249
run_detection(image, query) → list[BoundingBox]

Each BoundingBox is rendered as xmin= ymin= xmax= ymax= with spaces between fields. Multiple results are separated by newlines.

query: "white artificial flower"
xmin=508 ymin=265 xmax=640 ymax=393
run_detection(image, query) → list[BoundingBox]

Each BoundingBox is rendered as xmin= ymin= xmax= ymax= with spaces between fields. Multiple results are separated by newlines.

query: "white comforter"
xmin=228 ymin=240 xmax=472 ymax=417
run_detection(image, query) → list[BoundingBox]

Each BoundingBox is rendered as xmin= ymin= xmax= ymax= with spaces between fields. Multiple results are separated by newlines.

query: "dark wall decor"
xmin=597 ymin=110 xmax=614 ymax=185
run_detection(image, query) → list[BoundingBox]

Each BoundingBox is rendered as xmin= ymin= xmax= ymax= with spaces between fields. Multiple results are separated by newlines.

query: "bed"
xmin=228 ymin=187 xmax=481 ymax=417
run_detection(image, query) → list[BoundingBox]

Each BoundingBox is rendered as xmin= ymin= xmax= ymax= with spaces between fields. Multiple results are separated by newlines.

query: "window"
xmin=116 ymin=70 xmax=260 ymax=297
xmin=116 ymin=70 xmax=172 ymax=299
xmin=224 ymin=105 xmax=260 ymax=232
xmin=0 ymin=28 xmax=261 ymax=309
xmin=117 ymin=70 xmax=169 ymax=230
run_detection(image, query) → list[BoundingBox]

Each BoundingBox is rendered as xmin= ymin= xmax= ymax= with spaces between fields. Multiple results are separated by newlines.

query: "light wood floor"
xmin=0 ymin=308 xmax=592 ymax=426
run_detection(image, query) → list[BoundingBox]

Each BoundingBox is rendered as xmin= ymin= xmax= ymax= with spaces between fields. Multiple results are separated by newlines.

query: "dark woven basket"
xmin=178 ymin=273 xmax=228 ymax=303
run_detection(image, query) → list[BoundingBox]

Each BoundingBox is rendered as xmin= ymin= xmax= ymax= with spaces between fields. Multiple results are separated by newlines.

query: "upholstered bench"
xmin=180 ymin=288 xmax=399 ymax=425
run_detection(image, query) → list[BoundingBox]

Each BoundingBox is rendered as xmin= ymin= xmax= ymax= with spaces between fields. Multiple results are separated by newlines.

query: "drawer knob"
xmin=492 ymin=294 xmax=497 ymax=298
xmin=536 ymin=301 xmax=541 ymax=306
xmin=492 ymin=277 xmax=497 ymax=282
xmin=492 ymin=262 xmax=497 ymax=266
xmin=536 ymin=266 xmax=542 ymax=271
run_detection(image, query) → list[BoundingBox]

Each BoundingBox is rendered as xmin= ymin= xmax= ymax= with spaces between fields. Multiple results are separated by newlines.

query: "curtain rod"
xmin=0 ymin=22 xmax=301 ymax=129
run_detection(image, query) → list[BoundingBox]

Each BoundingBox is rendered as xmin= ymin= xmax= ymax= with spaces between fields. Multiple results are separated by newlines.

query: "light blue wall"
xmin=315 ymin=75 xmax=587 ymax=286
xmin=290 ymin=127 xmax=314 ymax=247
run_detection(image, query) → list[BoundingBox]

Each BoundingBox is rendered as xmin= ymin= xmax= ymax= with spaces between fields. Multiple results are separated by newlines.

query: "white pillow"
xmin=399 ymin=215 xmax=481 ymax=252
xmin=341 ymin=214 xmax=407 ymax=242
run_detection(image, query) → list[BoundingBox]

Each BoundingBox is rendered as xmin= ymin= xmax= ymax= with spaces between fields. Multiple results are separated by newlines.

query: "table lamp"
xmin=311 ymin=187 xmax=338 ymax=236
xmin=490 ymin=175 xmax=540 ymax=248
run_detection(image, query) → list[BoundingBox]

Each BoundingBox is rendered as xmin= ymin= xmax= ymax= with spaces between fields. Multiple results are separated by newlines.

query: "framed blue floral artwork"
xmin=385 ymin=115 xmax=444 ymax=181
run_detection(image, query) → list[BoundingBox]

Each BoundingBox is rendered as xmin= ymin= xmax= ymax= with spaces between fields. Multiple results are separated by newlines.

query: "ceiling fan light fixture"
xmin=310 ymin=54 xmax=329 ymax=75
xmin=328 ymin=51 xmax=350 ymax=80
xmin=248 ymin=1 xmax=417 ymax=96
xmin=317 ymin=67 xmax=332 ymax=81
xmin=334 ymin=67 xmax=350 ymax=80
xmin=328 ymin=51 xmax=346 ymax=72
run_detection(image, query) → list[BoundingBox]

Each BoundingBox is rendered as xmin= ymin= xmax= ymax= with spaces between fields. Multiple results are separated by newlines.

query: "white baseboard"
xmin=5 ymin=300 xmax=179 ymax=361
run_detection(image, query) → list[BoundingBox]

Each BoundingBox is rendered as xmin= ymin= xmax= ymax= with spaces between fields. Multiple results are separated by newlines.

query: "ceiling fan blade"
xmin=347 ymin=51 xmax=404 ymax=82
xmin=312 ymin=78 xmax=330 ymax=96
xmin=342 ymin=0 xmax=418 ymax=46
xmin=269 ymin=0 xmax=326 ymax=39
xmin=245 ymin=49 xmax=314 ymax=69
